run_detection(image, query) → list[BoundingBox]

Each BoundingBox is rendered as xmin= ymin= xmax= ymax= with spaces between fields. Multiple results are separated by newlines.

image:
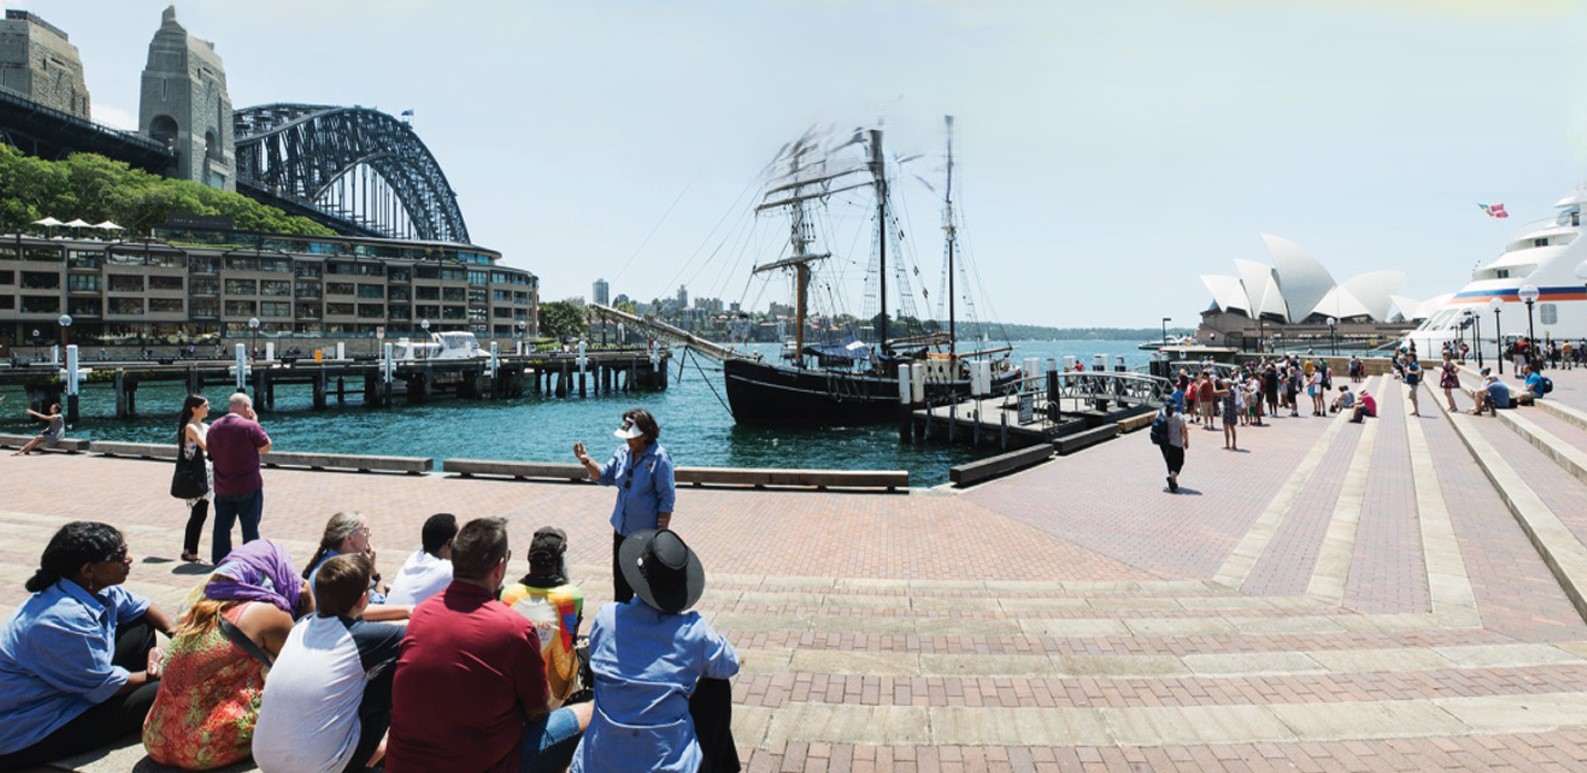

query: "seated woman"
xmin=501 ymin=526 xmax=586 ymax=707
xmin=12 ymin=402 xmax=64 ymax=456
xmin=142 ymin=540 xmax=310 ymax=770
xmin=571 ymin=529 xmax=740 ymax=773
xmin=0 ymin=522 xmax=173 ymax=769
xmin=304 ymin=511 xmax=411 ymax=622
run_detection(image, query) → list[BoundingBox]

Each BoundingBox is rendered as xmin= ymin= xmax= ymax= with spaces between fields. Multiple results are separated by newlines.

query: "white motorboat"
xmin=390 ymin=331 xmax=487 ymax=362
xmin=1405 ymin=189 xmax=1587 ymax=358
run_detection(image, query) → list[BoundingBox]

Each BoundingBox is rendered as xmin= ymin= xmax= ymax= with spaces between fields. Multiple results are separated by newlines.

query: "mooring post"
xmin=897 ymin=364 xmax=913 ymax=444
xmin=64 ymin=345 xmax=80 ymax=426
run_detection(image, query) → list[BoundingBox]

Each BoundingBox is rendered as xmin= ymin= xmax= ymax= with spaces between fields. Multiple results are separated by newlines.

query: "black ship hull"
xmin=722 ymin=357 xmax=1019 ymax=426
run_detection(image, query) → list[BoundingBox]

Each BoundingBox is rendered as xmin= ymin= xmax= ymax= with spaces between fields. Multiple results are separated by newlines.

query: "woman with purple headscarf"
xmin=143 ymin=540 xmax=312 ymax=770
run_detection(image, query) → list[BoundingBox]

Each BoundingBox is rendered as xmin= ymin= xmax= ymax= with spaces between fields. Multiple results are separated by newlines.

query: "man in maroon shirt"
xmin=387 ymin=518 xmax=590 ymax=773
xmin=206 ymin=392 xmax=271 ymax=564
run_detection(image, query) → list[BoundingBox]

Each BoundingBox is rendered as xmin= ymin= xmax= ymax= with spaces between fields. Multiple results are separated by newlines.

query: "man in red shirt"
xmin=206 ymin=392 xmax=271 ymax=564
xmin=387 ymin=518 xmax=590 ymax=773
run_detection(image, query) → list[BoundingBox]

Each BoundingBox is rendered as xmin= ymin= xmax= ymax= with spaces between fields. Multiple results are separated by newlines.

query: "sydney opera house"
xmin=1197 ymin=234 xmax=1428 ymax=349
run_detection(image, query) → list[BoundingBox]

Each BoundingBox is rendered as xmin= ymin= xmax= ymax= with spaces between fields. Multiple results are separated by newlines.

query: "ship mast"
xmin=943 ymin=115 xmax=957 ymax=362
xmin=869 ymin=129 xmax=889 ymax=352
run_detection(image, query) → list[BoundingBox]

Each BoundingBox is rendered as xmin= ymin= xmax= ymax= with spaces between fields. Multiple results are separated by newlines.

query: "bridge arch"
xmin=233 ymin=104 xmax=469 ymax=243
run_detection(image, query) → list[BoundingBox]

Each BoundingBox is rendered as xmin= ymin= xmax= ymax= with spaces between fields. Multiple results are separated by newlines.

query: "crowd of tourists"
xmin=0 ymin=404 xmax=740 ymax=773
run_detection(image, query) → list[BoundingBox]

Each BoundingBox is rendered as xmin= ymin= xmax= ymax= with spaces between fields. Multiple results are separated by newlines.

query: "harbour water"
xmin=1 ymin=340 xmax=1154 ymax=486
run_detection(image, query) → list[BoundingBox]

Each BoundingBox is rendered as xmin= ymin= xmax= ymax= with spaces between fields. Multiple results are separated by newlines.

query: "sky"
xmin=17 ymin=0 xmax=1587 ymax=328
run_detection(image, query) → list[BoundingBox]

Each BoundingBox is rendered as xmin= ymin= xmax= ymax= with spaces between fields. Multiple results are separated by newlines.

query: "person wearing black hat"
xmin=571 ymin=408 xmax=676 ymax=604
xmin=501 ymin=526 xmax=586 ymax=707
xmin=570 ymin=529 xmax=739 ymax=773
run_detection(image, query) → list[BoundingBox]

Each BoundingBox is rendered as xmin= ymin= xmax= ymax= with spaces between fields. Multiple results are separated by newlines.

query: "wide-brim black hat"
xmin=618 ymin=529 xmax=705 ymax=614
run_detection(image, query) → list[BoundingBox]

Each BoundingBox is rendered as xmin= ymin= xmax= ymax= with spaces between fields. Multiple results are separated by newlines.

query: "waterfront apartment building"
xmin=0 ymin=225 xmax=538 ymax=354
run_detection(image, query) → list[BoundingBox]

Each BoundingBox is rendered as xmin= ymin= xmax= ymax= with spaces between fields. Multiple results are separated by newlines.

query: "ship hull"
xmin=723 ymin=357 xmax=1019 ymax=426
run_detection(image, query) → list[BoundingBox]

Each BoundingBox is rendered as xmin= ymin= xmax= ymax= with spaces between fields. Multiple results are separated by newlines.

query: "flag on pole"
xmin=400 ymin=109 xmax=414 ymax=117
xmin=1478 ymin=203 xmax=1509 ymax=219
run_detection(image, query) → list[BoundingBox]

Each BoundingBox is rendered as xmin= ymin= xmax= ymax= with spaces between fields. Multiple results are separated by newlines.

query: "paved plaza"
xmin=8 ymin=363 xmax=1587 ymax=771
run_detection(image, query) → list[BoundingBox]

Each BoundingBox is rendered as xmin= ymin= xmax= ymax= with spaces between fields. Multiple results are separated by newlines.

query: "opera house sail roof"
xmin=1200 ymin=234 xmax=1412 ymax=324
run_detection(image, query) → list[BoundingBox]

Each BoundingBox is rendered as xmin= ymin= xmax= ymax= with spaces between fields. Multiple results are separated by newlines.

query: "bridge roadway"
xmin=8 ymin=366 xmax=1587 ymax=770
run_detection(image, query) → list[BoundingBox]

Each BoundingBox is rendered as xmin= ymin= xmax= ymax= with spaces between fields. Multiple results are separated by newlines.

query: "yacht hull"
xmin=723 ymin=357 xmax=1020 ymax=426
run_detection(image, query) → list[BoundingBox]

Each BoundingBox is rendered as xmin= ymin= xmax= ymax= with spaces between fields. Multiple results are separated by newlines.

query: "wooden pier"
xmin=0 ymin=348 xmax=670 ymax=420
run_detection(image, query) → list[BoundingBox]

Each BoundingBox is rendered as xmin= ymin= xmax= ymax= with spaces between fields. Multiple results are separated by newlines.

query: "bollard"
xmin=65 ymin=345 xmax=80 ymax=425
xmin=897 ymin=364 xmax=913 ymax=444
xmin=234 ymin=344 xmax=248 ymax=393
xmin=336 ymin=342 xmax=346 ymax=361
xmin=265 ymin=342 xmax=275 ymax=362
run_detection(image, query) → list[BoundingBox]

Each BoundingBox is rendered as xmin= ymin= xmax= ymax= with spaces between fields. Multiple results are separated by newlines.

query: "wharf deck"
xmin=9 ymin=368 xmax=1587 ymax=770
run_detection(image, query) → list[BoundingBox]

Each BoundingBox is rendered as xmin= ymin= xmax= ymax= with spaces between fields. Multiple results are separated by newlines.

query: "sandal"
xmin=181 ymin=551 xmax=202 ymax=563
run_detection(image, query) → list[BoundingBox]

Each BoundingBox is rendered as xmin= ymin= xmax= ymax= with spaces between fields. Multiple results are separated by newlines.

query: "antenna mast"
xmin=943 ymin=115 xmax=957 ymax=361
xmin=869 ymin=129 xmax=888 ymax=351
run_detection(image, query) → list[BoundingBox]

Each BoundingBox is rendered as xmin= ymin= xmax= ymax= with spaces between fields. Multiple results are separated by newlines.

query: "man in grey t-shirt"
xmin=1158 ymin=402 xmax=1190 ymax=493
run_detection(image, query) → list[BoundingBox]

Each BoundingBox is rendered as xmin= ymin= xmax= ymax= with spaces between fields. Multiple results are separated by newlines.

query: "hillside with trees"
xmin=0 ymin=145 xmax=333 ymax=237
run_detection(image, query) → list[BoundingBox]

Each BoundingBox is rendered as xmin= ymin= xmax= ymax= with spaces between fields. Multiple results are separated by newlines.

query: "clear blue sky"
xmin=22 ymin=0 xmax=1587 ymax=327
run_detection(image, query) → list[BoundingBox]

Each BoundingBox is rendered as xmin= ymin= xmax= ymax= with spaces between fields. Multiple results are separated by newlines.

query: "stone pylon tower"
xmin=138 ymin=6 xmax=234 ymax=191
xmin=0 ymin=10 xmax=92 ymax=119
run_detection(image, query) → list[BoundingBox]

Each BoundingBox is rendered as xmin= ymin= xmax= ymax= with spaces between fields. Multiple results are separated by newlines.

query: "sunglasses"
xmin=102 ymin=546 xmax=129 ymax=563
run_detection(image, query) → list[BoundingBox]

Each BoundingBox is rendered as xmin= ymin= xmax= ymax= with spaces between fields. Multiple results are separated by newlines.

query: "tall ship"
xmin=599 ymin=117 xmax=1020 ymax=426
xmin=1405 ymin=189 xmax=1587 ymax=356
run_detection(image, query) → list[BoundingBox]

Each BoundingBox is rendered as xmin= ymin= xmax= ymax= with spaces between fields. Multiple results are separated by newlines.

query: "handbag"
xmin=170 ymin=446 xmax=208 ymax=499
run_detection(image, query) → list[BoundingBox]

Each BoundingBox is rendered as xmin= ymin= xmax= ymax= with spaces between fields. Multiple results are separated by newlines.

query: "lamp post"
xmin=57 ymin=314 xmax=72 ymax=361
xmin=516 ymin=319 xmax=526 ymax=355
xmin=1327 ymin=316 xmax=1337 ymax=356
xmin=1161 ymin=317 xmax=1170 ymax=346
xmin=1518 ymin=284 xmax=1539 ymax=370
xmin=31 ymin=328 xmax=41 ymax=361
xmin=1488 ymin=297 xmax=1503 ymax=374
xmin=1257 ymin=315 xmax=1265 ymax=354
xmin=247 ymin=317 xmax=260 ymax=363
xmin=1468 ymin=310 xmax=1483 ymax=369
xmin=420 ymin=318 xmax=430 ymax=362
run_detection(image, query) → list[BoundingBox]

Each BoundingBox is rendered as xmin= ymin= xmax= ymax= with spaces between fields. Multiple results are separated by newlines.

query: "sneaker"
xmin=1168 ymin=477 xmax=1179 ymax=493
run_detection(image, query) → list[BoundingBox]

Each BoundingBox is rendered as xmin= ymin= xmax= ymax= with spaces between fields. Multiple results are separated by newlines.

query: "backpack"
xmin=1541 ymin=376 xmax=1555 ymax=394
xmin=1149 ymin=410 xmax=1168 ymax=446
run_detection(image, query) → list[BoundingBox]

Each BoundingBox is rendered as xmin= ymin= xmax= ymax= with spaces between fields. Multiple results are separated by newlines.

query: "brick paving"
xmin=8 ymin=375 xmax=1587 ymax=770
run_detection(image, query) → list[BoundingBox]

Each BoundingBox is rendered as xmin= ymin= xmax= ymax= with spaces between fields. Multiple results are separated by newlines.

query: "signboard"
xmin=164 ymin=214 xmax=236 ymax=230
xmin=376 ymin=325 xmax=386 ymax=340
xmin=1018 ymin=393 xmax=1035 ymax=425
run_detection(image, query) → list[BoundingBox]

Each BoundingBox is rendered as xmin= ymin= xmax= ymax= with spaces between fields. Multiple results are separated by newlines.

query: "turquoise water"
xmin=1 ymin=340 xmax=1154 ymax=486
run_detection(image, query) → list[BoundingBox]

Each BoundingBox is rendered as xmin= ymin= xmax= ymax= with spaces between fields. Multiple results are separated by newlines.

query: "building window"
xmin=67 ymin=274 xmax=100 ymax=292
xmin=415 ymin=305 xmax=439 ymax=320
xmin=108 ymin=297 xmax=144 ymax=316
xmin=225 ymin=279 xmax=258 ymax=295
xmin=191 ymin=278 xmax=220 ymax=296
xmin=191 ymin=300 xmax=220 ymax=319
xmin=0 ymin=295 xmax=12 ymax=310
xmin=357 ymin=303 xmax=385 ymax=319
xmin=1541 ymin=303 xmax=1558 ymax=325
xmin=442 ymin=287 xmax=466 ymax=302
xmin=190 ymin=257 xmax=218 ymax=274
xmin=150 ymin=275 xmax=185 ymax=292
xmin=387 ymin=267 xmax=411 ymax=282
xmin=389 ymin=286 xmax=410 ymax=302
xmin=295 ymin=304 xmax=322 ymax=321
xmin=357 ymin=284 xmax=384 ymax=299
xmin=68 ymin=252 xmax=101 ymax=270
xmin=108 ymin=274 xmax=145 ymax=292
xmin=294 ymin=262 xmax=323 ymax=278
xmin=493 ymin=307 xmax=513 ymax=319
xmin=468 ymin=270 xmax=488 ymax=286
xmin=326 ymin=302 xmax=355 ymax=316
xmin=415 ymin=265 xmax=439 ymax=280
xmin=416 ymin=286 xmax=439 ymax=301
xmin=67 ymin=297 xmax=100 ymax=316
xmin=21 ymin=271 xmax=60 ymax=289
xmin=388 ymin=306 xmax=411 ymax=321
xmin=0 ymin=270 xmax=12 ymax=285
xmin=150 ymin=298 xmax=185 ymax=314
xmin=294 ymin=283 xmax=322 ymax=299
xmin=224 ymin=300 xmax=257 ymax=316
xmin=442 ymin=306 xmax=466 ymax=320
xmin=326 ymin=282 xmax=355 ymax=296
xmin=24 ymin=246 xmax=63 ymax=262
xmin=441 ymin=268 xmax=466 ymax=282
xmin=261 ymin=301 xmax=291 ymax=318
xmin=261 ymin=280 xmax=291 ymax=297
xmin=225 ymin=256 xmax=260 ymax=272
xmin=261 ymin=258 xmax=292 ymax=273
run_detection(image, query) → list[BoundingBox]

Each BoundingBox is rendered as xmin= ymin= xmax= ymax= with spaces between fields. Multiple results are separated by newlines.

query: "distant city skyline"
xmin=15 ymin=0 xmax=1587 ymax=327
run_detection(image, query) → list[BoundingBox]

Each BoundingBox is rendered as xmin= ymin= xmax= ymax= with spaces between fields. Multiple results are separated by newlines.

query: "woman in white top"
xmin=177 ymin=395 xmax=212 ymax=563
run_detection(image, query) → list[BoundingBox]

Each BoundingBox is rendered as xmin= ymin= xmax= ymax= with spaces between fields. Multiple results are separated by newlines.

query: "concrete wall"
xmin=138 ymin=7 xmax=234 ymax=191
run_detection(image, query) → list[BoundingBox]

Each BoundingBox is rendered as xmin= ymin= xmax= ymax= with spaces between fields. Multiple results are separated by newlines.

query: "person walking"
xmin=1158 ymin=402 xmax=1189 ymax=493
xmin=1439 ymin=352 xmax=1461 ymax=412
xmin=1404 ymin=353 xmax=1423 ymax=417
xmin=1221 ymin=377 xmax=1239 ymax=451
xmin=176 ymin=395 xmax=213 ymax=563
xmin=206 ymin=393 xmax=271 ymax=564
xmin=12 ymin=403 xmax=64 ymax=456
xmin=572 ymin=409 xmax=676 ymax=604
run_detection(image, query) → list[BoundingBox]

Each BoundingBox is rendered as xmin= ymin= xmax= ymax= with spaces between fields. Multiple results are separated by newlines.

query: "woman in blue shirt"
xmin=573 ymin=408 xmax=676 ymax=603
xmin=0 ymin=521 xmax=173 ymax=769
xmin=571 ymin=529 xmax=739 ymax=773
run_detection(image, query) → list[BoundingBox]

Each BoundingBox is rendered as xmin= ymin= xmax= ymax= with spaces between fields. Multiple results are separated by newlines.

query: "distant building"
xmin=139 ymin=6 xmax=234 ymax=191
xmin=768 ymin=301 xmax=793 ymax=319
xmin=0 ymin=10 xmax=91 ymax=119
xmin=564 ymin=295 xmax=586 ymax=307
xmin=694 ymin=296 xmax=724 ymax=314
xmin=592 ymin=278 xmax=609 ymax=306
xmin=613 ymin=293 xmax=630 ymax=307
xmin=675 ymin=284 xmax=688 ymax=310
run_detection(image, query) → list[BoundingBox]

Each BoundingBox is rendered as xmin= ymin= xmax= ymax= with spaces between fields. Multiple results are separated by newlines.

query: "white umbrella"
xmin=63 ymin=218 xmax=92 ymax=228
xmin=31 ymin=217 xmax=63 ymax=227
xmin=93 ymin=220 xmax=124 ymax=231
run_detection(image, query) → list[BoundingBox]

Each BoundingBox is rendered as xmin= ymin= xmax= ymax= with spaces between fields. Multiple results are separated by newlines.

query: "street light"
xmin=1327 ymin=316 xmax=1337 ymax=356
xmin=1161 ymin=317 xmax=1171 ymax=346
xmin=1518 ymin=284 xmax=1540 ymax=370
xmin=1467 ymin=310 xmax=1483 ymax=369
xmin=58 ymin=313 xmax=72 ymax=352
xmin=1488 ymin=297 xmax=1503 ymax=374
xmin=420 ymin=318 xmax=430 ymax=362
xmin=247 ymin=317 xmax=261 ymax=362
xmin=516 ymin=319 xmax=526 ymax=354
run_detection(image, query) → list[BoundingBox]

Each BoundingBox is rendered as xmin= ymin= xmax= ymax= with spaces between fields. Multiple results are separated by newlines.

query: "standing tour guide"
xmin=572 ymin=409 xmax=676 ymax=603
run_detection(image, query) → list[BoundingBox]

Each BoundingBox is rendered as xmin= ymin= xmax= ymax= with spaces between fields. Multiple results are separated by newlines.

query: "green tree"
xmin=539 ymin=301 xmax=588 ymax=340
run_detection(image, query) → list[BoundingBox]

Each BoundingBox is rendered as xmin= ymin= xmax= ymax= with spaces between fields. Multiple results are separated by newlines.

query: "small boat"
xmin=390 ymin=331 xmax=487 ymax=362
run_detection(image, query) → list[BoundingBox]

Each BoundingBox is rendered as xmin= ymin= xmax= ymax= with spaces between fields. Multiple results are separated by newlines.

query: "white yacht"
xmin=391 ymin=331 xmax=486 ymax=362
xmin=1406 ymin=189 xmax=1587 ymax=358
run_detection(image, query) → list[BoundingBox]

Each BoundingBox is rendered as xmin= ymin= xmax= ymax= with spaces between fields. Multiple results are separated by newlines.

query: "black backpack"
xmin=1541 ymin=376 xmax=1555 ymax=394
xmin=1149 ymin=409 xmax=1168 ymax=446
